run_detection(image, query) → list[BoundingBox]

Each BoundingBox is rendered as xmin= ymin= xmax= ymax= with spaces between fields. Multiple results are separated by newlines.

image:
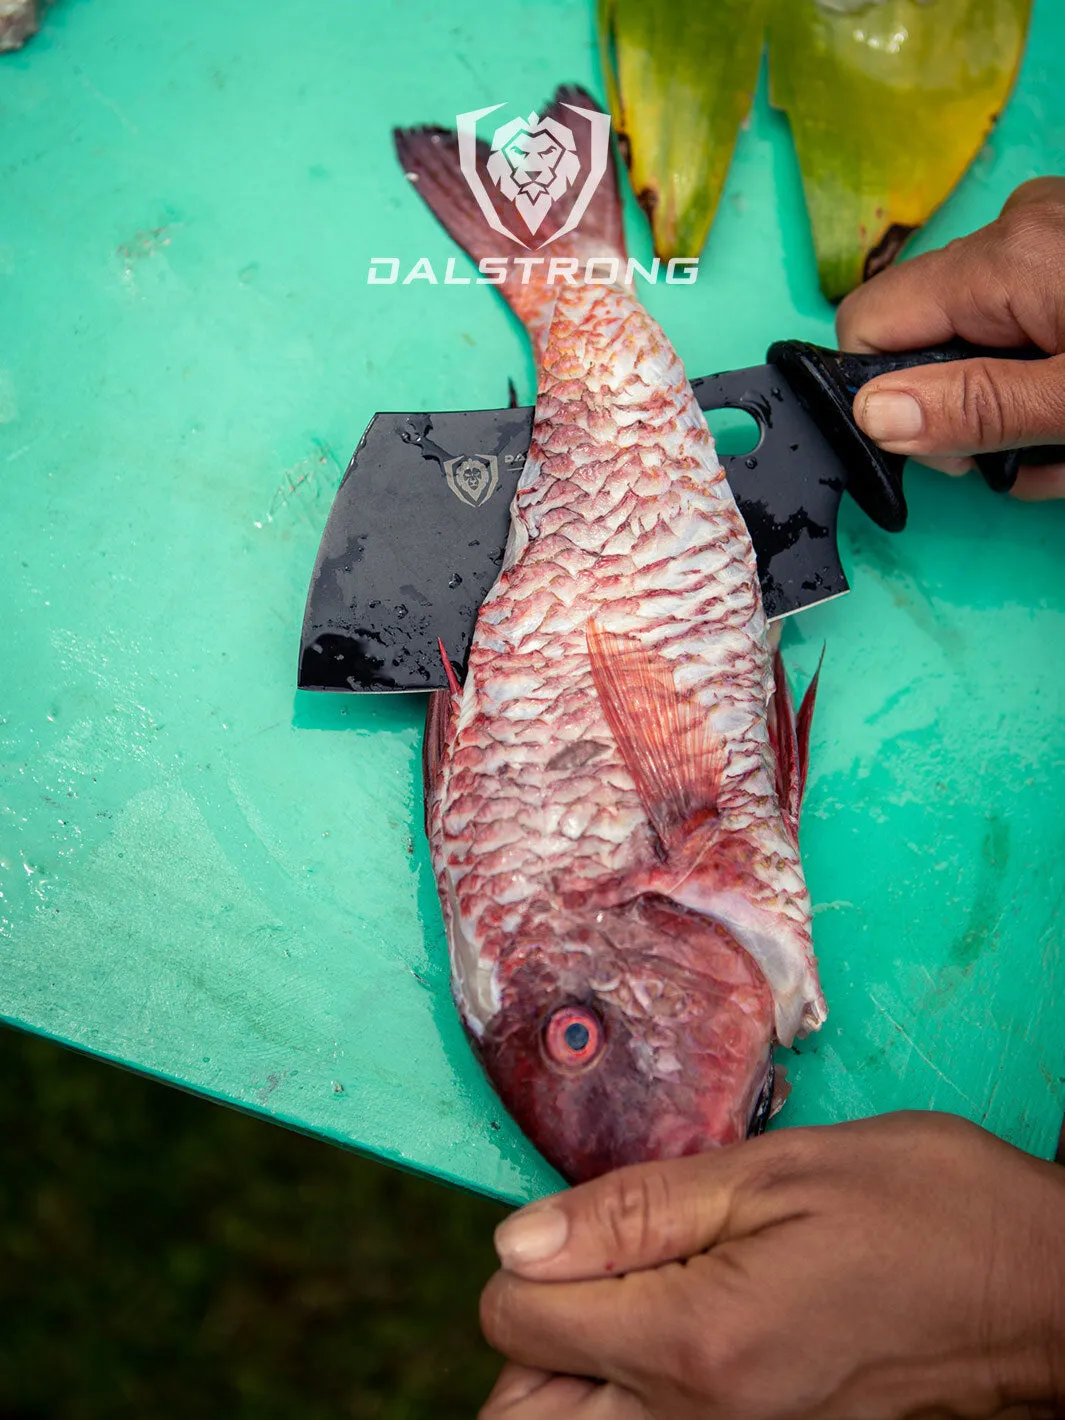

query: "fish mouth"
xmin=746 ymin=1060 xmax=775 ymax=1138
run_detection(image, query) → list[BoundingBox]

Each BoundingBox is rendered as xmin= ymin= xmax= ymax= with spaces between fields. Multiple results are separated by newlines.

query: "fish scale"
xmin=432 ymin=285 xmax=820 ymax=1032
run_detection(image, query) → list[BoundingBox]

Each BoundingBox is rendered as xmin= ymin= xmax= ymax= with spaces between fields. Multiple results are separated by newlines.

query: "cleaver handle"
xmin=767 ymin=339 xmax=1065 ymax=533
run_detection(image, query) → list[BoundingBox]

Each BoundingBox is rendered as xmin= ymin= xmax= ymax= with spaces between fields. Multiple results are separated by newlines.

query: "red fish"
xmin=397 ymin=88 xmax=825 ymax=1183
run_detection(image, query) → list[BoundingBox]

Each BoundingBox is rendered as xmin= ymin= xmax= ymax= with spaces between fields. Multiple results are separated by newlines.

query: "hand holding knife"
xmin=836 ymin=174 xmax=1065 ymax=506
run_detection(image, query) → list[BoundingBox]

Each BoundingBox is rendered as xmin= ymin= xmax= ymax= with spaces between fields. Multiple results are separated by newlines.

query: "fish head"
xmin=477 ymin=895 xmax=776 ymax=1183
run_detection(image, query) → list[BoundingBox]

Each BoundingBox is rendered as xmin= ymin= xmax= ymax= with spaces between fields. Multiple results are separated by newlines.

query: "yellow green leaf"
xmin=597 ymin=0 xmax=770 ymax=260
xmin=768 ymin=0 xmax=1033 ymax=301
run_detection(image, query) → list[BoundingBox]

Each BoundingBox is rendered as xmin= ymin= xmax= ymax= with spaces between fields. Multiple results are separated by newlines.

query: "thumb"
xmin=853 ymin=353 xmax=1065 ymax=458
xmin=492 ymin=1146 xmax=764 ymax=1282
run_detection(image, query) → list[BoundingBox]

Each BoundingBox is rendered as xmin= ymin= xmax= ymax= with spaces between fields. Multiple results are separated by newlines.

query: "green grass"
xmin=0 ymin=1024 xmax=507 ymax=1420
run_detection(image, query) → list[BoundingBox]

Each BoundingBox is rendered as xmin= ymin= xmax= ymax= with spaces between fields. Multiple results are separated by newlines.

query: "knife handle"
xmin=767 ymin=339 xmax=1065 ymax=532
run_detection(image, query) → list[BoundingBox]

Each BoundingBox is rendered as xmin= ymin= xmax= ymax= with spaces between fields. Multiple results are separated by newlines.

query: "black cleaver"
xmin=299 ymin=340 xmax=1063 ymax=693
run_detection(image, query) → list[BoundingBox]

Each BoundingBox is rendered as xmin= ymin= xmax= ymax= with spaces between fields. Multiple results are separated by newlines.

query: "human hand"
xmin=836 ymin=178 xmax=1065 ymax=500
xmin=479 ymin=1112 xmax=1065 ymax=1419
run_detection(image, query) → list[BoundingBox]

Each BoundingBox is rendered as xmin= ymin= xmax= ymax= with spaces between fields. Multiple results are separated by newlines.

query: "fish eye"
xmin=543 ymin=1005 xmax=603 ymax=1069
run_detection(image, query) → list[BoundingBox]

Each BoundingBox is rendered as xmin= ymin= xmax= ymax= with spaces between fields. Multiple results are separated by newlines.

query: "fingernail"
xmin=494 ymin=1205 xmax=569 ymax=1267
xmin=857 ymin=390 xmax=924 ymax=444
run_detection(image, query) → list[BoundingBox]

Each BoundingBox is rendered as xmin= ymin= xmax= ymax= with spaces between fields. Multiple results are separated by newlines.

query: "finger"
xmin=480 ymin=1265 xmax=678 ymax=1385
xmin=1013 ymin=461 xmax=1065 ymax=501
xmin=837 ymin=180 xmax=1065 ymax=356
xmin=836 ymin=194 xmax=1065 ymax=358
xmin=492 ymin=1141 xmax=783 ymax=1282
xmin=480 ymin=1364 xmax=644 ymax=1419
xmin=913 ymin=454 xmax=974 ymax=477
xmin=1001 ymin=175 xmax=1065 ymax=214
xmin=480 ymin=1364 xmax=603 ymax=1416
xmin=835 ymin=229 xmax=1026 ymax=354
xmin=852 ymin=354 xmax=1065 ymax=457
xmin=483 ymin=1365 xmax=559 ymax=1409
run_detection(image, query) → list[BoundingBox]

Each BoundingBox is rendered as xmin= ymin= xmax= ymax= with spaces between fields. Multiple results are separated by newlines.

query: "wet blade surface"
xmin=299 ymin=366 xmax=849 ymax=691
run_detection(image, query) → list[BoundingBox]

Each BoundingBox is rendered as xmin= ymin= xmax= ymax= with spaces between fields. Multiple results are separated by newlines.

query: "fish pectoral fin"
xmin=586 ymin=619 xmax=725 ymax=857
xmin=768 ymin=646 xmax=824 ymax=838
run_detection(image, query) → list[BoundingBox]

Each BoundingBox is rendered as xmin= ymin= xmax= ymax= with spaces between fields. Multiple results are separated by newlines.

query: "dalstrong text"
xmin=367 ymin=255 xmax=700 ymax=286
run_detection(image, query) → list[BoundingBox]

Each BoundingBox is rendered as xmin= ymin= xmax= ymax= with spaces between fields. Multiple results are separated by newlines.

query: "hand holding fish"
xmin=479 ymin=1113 xmax=1065 ymax=1419
xmin=838 ymin=177 xmax=1065 ymax=501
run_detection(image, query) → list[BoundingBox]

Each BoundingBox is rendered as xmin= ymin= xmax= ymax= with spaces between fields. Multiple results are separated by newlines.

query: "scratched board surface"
xmin=1 ymin=0 xmax=1063 ymax=1204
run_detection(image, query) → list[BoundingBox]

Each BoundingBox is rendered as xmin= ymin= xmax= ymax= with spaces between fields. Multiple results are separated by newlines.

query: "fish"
xmin=396 ymin=87 xmax=826 ymax=1184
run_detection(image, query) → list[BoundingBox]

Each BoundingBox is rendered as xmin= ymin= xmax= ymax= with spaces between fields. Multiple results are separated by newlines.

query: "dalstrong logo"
xmin=369 ymin=95 xmax=701 ymax=287
xmin=486 ymin=112 xmax=578 ymax=235
xmin=457 ymin=100 xmax=611 ymax=250
xmin=444 ymin=455 xmax=499 ymax=508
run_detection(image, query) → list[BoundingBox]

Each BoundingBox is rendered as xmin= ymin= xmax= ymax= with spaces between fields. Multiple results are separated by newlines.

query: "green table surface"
xmin=2 ymin=0 xmax=1064 ymax=1206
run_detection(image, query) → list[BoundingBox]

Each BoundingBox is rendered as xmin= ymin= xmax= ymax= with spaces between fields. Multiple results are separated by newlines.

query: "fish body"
xmin=399 ymin=90 xmax=825 ymax=1182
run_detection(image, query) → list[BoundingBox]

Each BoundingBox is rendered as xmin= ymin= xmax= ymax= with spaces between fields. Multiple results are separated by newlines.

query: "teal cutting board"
xmin=2 ymin=0 xmax=1063 ymax=1205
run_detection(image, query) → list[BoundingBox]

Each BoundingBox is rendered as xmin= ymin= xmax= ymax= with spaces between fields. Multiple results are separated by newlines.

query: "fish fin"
xmin=393 ymin=122 xmax=513 ymax=270
xmin=538 ymin=85 xmax=627 ymax=260
xmin=437 ymin=637 xmax=462 ymax=698
xmin=769 ymin=647 xmax=824 ymax=838
xmin=394 ymin=87 xmax=625 ymax=357
xmin=796 ymin=647 xmax=824 ymax=805
xmin=768 ymin=649 xmax=801 ymax=836
xmin=586 ymin=620 xmax=725 ymax=856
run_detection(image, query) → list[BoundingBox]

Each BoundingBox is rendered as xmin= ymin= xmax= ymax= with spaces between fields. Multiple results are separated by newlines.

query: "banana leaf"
xmin=597 ymin=0 xmax=769 ymax=259
xmin=768 ymin=0 xmax=1032 ymax=300
xmin=597 ymin=0 xmax=1031 ymax=300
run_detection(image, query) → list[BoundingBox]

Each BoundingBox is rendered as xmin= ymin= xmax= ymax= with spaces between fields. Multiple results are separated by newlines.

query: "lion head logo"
xmin=455 ymin=100 xmax=612 ymax=250
xmin=444 ymin=455 xmax=499 ymax=509
xmin=485 ymin=113 xmax=581 ymax=236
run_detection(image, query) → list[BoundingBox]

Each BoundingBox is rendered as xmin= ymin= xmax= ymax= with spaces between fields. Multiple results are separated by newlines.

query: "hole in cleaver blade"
xmin=298 ymin=372 xmax=849 ymax=693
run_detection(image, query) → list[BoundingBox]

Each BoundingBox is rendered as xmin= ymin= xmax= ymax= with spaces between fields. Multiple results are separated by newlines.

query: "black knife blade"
xmin=298 ymin=339 xmax=1065 ymax=693
xmin=298 ymin=361 xmax=849 ymax=692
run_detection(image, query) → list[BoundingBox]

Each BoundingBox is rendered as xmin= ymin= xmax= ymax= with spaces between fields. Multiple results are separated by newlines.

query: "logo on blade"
xmin=445 ymin=454 xmax=499 ymax=509
xmin=456 ymin=101 xmax=612 ymax=250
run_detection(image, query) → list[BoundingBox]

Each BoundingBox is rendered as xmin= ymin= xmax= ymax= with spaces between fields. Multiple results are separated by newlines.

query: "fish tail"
xmin=394 ymin=85 xmax=627 ymax=361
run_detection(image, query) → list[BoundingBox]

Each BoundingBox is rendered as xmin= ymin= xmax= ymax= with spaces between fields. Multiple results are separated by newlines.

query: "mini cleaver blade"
xmin=299 ymin=364 xmax=849 ymax=692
